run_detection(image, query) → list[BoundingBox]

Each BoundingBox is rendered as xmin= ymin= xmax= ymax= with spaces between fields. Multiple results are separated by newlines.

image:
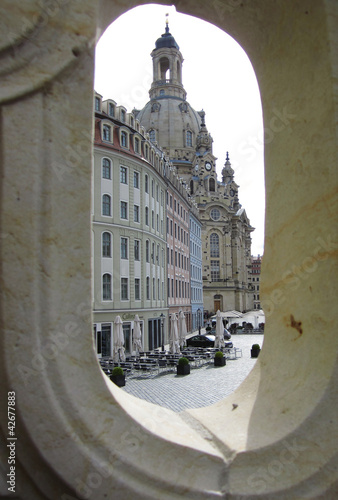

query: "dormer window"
xmin=120 ymin=109 xmax=125 ymax=122
xmin=144 ymin=144 xmax=149 ymax=160
xmin=95 ymin=96 xmax=101 ymax=111
xmin=134 ymin=137 xmax=140 ymax=154
xmin=149 ymin=129 xmax=156 ymax=142
xmin=121 ymin=130 xmax=128 ymax=148
xmin=102 ymin=124 xmax=111 ymax=142
xmin=108 ymin=103 xmax=115 ymax=117
xmin=130 ymin=116 xmax=134 ymax=127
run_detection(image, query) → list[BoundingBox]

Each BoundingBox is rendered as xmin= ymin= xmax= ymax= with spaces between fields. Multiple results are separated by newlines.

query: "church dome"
xmin=155 ymin=25 xmax=179 ymax=50
xmin=137 ymin=97 xmax=202 ymax=159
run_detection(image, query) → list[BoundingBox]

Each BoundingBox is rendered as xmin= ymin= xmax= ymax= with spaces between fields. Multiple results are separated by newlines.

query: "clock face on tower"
xmin=205 ymin=162 xmax=212 ymax=171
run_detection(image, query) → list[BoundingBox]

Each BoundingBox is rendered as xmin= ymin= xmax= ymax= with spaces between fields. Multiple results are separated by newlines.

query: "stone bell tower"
xmin=149 ymin=14 xmax=186 ymax=101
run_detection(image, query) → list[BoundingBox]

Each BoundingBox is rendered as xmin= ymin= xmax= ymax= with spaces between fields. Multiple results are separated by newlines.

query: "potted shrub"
xmin=251 ymin=344 xmax=261 ymax=358
xmin=110 ymin=366 xmax=126 ymax=387
xmin=177 ymin=357 xmax=190 ymax=375
xmin=214 ymin=351 xmax=226 ymax=367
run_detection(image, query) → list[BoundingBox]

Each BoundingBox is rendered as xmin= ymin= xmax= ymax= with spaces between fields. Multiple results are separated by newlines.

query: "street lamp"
xmin=160 ymin=313 xmax=165 ymax=351
xmin=197 ymin=308 xmax=201 ymax=335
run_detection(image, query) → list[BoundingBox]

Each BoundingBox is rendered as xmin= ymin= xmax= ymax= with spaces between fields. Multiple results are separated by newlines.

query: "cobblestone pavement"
xmin=121 ymin=334 xmax=264 ymax=412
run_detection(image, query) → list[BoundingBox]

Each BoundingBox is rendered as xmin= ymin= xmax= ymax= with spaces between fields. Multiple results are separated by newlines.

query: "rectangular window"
xmin=171 ymin=249 xmax=173 ymax=264
xmin=120 ymin=166 xmax=128 ymax=184
xmin=146 ymin=277 xmax=150 ymax=300
xmin=152 ymin=210 xmax=154 ymax=229
xmin=121 ymin=237 xmax=128 ymax=260
xmin=103 ymin=124 xmax=111 ymax=141
xmin=170 ymin=220 xmax=173 ymax=236
xmin=95 ymin=96 xmax=100 ymax=111
xmin=151 ymin=180 xmax=154 ymax=198
xmin=134 ymin=171 xmax=139 ymax=188
xmin=170 ymin=196 xmax=172 ymax=209
xmin=134 ymin=240 xmax=140 ymax=261
xmin=134 ymin=205 xmax=140 ymax=223
xmin=146 ymin=240 xmax=149 ymax=263
xmin=121 ymin=278 xmax=128 ymax=300
xmin=145 ymin=206 xmax=149 ymax=226
xmin=135 ymin=278 xmax=140 ymax=300
xmin=121 ymin=201 xmax=128 ymax=219
xmin=167 ymin=217 xmax=169 ymax=234
xmin=134 ymin=137 xmax=140 ymax=154
xmin=145 ymin=174 xmax=149 ymax=193
xmin=211 ymin=260 xmax=220 ymax=281
xmin=153 ymin=278 xmax=155 ymax=300
xmin=156 ymin=214 xmax=159 ymax=231
xmin=168 ymin=277 xmax=170 ymax=298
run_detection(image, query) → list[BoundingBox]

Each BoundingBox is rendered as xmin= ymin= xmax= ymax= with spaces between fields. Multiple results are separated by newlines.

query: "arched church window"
xmin=210 ymin=233 xmax=219 ymax=258
xmin=149 ymin=129 xmax=156 ymax=142
xmin=159 ymin=89 xmax=165 ymax=96
xmin=209 ymin=177 xmax=216 ymax=192
xmin=186 ymin=130 xmax=192 ymax=147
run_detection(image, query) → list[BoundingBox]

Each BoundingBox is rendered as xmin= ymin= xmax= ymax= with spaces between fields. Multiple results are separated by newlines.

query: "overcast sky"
xmin=94 ymin=4 xmax=265 ymax=256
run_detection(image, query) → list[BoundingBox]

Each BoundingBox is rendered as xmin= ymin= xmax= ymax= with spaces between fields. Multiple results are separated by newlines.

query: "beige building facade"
xmin=136 ymin=21 xmax=254 ymax=316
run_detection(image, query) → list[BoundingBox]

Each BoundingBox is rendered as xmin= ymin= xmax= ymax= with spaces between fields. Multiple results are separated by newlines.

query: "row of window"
xmin=190 ymin=219 xmax=201 ymax=238
xmin=166 ymin=217 xmax=189 ymax=244
xmin=191 ymin=287 xmax=203 ymax=302
xmin=166 ymin=191 xmax=188 ymax=222
xmin=102 ymin=197 xmax=163 ymax=232
xmin=103 ymin=161 xmax=164 ymax=202
xmin=167 ymin=277 xmax=190 ymax=300
xmin=166 ymin=247 xmax=189 ymax=271
xmin=101 ymin=123 xmax=163 ymax=168
xmin=102 ymin=273 xmax=165 ymax=301
xmin=190 ymin=240 xmax=202 ymax=259
xmin=102 ymin=232 xmax=165 ymax=266
xmin=190 ymin=264 xmax=202 ymax=281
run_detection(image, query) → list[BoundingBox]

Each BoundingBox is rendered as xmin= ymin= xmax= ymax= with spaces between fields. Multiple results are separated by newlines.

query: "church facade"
xmin=135 ymin=21 xmax=254 ymax=315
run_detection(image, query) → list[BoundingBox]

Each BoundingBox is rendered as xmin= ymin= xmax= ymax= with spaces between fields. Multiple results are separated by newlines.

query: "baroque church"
xmin=135 ymin=20 xmax=254 ymax=314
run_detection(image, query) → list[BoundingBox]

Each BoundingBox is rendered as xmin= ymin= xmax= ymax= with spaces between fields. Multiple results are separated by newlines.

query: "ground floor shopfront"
xmin=94 ymin=308 xmax=169 ymax=357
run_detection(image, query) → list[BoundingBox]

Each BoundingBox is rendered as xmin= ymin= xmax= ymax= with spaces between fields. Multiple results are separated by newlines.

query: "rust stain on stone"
xmin=289 ymin=314 xmax=303 ymax=337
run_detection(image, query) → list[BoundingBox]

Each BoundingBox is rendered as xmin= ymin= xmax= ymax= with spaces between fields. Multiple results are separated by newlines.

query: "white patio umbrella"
xmin=178 ymin=310 xmax=187 ymax=349
xmin=113 ymin=315 xmax=125 ymax=363
xmin=214 ymin=310 xmax=225 ymax=349
xmin=169 ymin=314 xmax=180 ymax=354
xmin=132 ymin=314 xmax=142 ymax=355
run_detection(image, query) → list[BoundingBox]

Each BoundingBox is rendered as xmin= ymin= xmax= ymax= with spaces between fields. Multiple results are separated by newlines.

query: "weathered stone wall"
xmin=0 ymin=1 xmax=337 ymax=498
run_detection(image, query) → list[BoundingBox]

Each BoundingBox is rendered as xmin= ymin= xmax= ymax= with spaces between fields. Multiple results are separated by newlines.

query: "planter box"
xmin=177 ymin=364 xmax=190 ymax=375
xmin=110 ymin=374 xmax=126 ymax=387
xmin=214 ymin=357 xmax=226 ymax=367
xmin=251 ymin=349 xmax=260 ymax=358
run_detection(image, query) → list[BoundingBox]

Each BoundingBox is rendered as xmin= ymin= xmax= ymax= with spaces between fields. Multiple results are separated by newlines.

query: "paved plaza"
xmin=122 ymin=334 xmax=264 ymax=412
